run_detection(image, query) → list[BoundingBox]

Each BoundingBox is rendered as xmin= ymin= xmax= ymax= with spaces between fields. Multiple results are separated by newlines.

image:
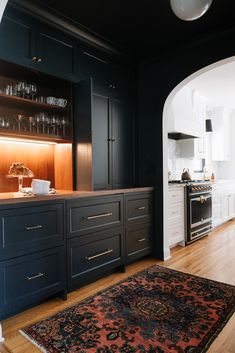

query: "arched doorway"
xmin=162 ymin=55 xmax=235 ymax=259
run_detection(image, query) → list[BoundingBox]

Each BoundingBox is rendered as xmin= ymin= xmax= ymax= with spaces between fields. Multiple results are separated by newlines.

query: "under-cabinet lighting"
xmin=0 ymin=137 xmax=57 ymax=145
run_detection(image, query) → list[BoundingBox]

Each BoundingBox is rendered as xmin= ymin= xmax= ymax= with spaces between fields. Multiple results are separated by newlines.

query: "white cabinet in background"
xmin=222 ymin=193 xmax=235 ymax=221
xmin=211 ymin=113 xmax=231 ymax=162
xmin=177 ymin=137 xmax=206 ymax=159
xmin=168 ymin=186 xmax=185 ymax=247
xmin=167 ymin=87 xmax=205 ymax=138
xmin=212 ymin=181 xmax=235 ymax=228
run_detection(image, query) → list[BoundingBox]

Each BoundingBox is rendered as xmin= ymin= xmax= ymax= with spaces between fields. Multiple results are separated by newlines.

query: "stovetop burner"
xmin=169 ymin=179 xmax=210 ymax=184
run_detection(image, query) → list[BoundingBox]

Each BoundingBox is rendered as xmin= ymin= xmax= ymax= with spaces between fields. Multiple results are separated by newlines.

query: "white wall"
xmin=217 ymin=110 xmax=235 ymax=179
xmin=168 ymin=87 xmax=211 ymax=180
xmin=168 ymin=139 xmax=199 ymax=180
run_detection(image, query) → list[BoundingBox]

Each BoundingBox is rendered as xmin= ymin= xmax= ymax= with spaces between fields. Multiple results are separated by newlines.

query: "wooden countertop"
xmin=0 ymin=187 xmax=154 ymax=205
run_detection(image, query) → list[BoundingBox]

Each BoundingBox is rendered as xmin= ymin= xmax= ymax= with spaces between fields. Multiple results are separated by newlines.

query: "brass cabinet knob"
xmin=32 ymin=56 xmax=37 ymax=61
xmin=37 ymin=58 xmax=42 ymax=63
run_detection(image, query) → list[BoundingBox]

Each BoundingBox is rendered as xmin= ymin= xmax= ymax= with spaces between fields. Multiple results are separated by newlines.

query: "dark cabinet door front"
xmin=36 ymin=25 xmax=77 ymax=80
xmin=0 ymin=9 xmax=36 ymax=68
xmin=80 ymin=49 xmax=110 ymax=91
xmin=92 ymin=92 xmax=112 ymax=189
xmin=0 ymin=246 xmax=65 ymax=318
xmin=111 ymin=98 xmax=134 ymax=188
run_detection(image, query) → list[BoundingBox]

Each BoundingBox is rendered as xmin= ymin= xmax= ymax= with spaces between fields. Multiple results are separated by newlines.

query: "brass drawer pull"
xmin=27 ymin=272 xmax=44 ymax=281
xmin=138 ymin=238 xmax=146 ymax=243
xmin=25 ymin=225 xmax=43 ymax=230
xmin=85 ymin=248 xmax=113 ymax=261
xmin=136 ymin=206 xmax=146 ymax=211
xmin=84 ymin=212 xmax=112 ymax=220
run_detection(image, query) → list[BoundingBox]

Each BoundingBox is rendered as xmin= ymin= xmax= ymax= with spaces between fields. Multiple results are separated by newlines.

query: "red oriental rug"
xmin=20 ymin=265 xmax=235 ymax=353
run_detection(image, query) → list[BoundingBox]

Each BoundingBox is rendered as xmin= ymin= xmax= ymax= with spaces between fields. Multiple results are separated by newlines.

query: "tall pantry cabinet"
xmin=74 ymin=47 xmax=134 ymax=190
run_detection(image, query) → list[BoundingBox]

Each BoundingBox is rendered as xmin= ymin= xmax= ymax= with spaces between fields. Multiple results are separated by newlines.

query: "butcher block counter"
xmin=0 ymin=187 xmax=154 ymax=205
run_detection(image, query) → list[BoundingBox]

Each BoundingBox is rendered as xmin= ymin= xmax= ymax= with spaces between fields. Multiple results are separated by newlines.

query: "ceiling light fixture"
xmin=170 ymin=0 xmax=213 ymax=21
xmin=0 ymin=0 xmax=8 ymax=22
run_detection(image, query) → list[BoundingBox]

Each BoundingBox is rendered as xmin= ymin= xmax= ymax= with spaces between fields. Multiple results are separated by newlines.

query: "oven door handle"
xmin=192 ymin=195 xmax=211 ymax=202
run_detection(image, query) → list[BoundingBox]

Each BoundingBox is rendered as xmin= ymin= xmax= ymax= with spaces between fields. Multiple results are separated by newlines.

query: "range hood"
xmin=168 ymin=132 xmax=198 ymax=140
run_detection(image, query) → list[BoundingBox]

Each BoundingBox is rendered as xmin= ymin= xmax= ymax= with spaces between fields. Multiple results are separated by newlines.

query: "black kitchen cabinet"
xmin=0 ymin=203 xmax=64 ymax=260
xmin=0 ymin=7 xmax=77 ymax=81
xmin=126 ymin=223 xmax=152 ymax=264
xmin=125 ymin=191 xmax=153 ymax=263
xmin=66 ymin=194 xmax=125 ymax=289
xmin=66 ymin=194 xmax=123 ymax=238
xmin=67 ymin=227 xmax=124 ymax=289
xmin=92 ymin=91 xmax=111 ymax=189
xmin=79 ymin=47 xmax=110 ymax=91
xmin=111 ymin=97 xmax=134 ymax=188
xmin=0 ymin=246 xmax=65 ymax=319
xmin=73 ymin=78 xmax=134 ymax=190
xmin=0 ymin=8 xmax=35 ymax=69
xmin=79 ymin=46 xmax=132 ymax=98
xmin=0 ymin=200 xmax=66 ymax=319
xmin=35 ymin=23 xmax=77 ymax=81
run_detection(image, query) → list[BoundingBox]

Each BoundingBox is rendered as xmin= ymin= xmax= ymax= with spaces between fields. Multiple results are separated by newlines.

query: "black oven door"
xmin=190 ymin=193 xmax=212 ymax=228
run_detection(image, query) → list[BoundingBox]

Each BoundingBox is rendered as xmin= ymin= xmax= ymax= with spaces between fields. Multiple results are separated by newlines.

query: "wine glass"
xmin=17 ymin=114 xmax=24 ymax=131
xmin=61 ymin=117 xmax=69 ymax=137
xmin=30 ymin=84 xmax=37 ymax=100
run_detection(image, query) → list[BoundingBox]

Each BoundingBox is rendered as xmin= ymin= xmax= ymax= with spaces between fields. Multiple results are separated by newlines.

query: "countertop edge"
xmin=0 ymin=187 xmax=154 ymax=205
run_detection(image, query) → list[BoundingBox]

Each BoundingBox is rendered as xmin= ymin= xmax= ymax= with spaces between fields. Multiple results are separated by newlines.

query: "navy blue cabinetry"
xmin=66 ymin=195 xmax=125 ymax=289
xmin=67 ymin=195 xmax=123 ymax=237
xmin=125 ymin=192 xmax=153 ymax=264
xmin=79 ymin=46 xmax=111 ymax=92
xmin=73 ymin=78 xmax=134 ymax=190
xmin=0 ymin=8 xmax=78 ymax=81
xmin=79 ymin=46 xmax=133 ymax=98
xmin=67 ymin=227 xmax=124 ymax=290
xmin=0 ymin=246 xmax=65 ymax=319
xmin=0 ymin=8 xmax=36 ymax=69
xmin=34 ymin=22 xmax=78 ymax=81
xmin=0 ymin=200 xmax=66 ymax=319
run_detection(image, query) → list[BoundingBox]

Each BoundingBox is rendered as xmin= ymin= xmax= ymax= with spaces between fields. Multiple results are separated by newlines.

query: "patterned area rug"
xmin=20 ymin=265 xmax=235 ymax=353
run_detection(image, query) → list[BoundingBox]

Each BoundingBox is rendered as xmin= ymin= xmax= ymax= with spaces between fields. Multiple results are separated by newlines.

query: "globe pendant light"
xmin=170 ymin=0 xmax=213 ymax=21
xmin=0 ymin=0 xmax=8 ymax=22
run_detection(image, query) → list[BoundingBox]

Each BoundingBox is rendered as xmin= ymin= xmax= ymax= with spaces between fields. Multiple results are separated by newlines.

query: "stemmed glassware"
xmin=30 ymin=84 xmax=37 ymax=100
xmin=0 ymin=117 xmax=10 ymax=129
xmin=61 ymin=117 xmax=69 ymax=136
xmin=15 ymin=81 xmax=38 ymax=100
xmin=17 ymin=114 xmax=24 ymax=131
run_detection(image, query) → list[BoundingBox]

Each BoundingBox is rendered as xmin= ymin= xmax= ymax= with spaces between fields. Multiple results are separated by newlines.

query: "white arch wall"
xmin=162 ymin=55 xmax=235 ymax=260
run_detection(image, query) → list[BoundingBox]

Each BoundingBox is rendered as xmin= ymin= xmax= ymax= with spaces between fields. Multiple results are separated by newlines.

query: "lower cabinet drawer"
xmin=168 ymin=222 xmax=185 ymax=246
xmin=126 ymin=224 xmax=152 ymax=263
xmin=168 ymin=202 xmax=184 ymax=224
xmin=67 ymin=195 xmax=123 ymax=238
xmin=0 ymin=202 xmax=64 ymax=259
xmin=125 ymin=192 xmax=152 ymax=225
xmin=0 ymin=247 xmax=65 ymax=318
xmin=67 ymin=228 xmax=124 ymax=289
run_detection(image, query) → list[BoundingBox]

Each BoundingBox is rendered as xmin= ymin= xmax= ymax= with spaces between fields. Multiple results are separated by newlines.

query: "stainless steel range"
xmin=169 ymin=180 xmax=212 ymax=243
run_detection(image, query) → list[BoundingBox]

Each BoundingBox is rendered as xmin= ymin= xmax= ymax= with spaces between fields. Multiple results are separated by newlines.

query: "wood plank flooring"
xmin=1 ymin=220 xmax=235 ymax=353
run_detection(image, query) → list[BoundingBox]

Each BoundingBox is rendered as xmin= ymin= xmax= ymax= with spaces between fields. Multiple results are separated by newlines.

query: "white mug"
xmin=31 ymin=179 xmax=50 ymax=195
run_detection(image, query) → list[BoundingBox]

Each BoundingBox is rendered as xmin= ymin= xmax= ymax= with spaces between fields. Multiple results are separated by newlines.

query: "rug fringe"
xmin=19 ymin=329 xmax=49 ymax=353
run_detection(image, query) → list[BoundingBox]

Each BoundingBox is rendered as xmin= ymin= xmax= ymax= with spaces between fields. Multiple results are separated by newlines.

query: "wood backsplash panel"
xmin=54 ymin=143 xmax=73 ymax=190
xmin=0 ymin=140 xmax=55 ymax=192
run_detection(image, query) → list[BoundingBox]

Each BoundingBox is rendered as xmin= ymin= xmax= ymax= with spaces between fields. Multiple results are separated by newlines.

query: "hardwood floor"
xmin=1 ymin=220 xmax=235 ymax=353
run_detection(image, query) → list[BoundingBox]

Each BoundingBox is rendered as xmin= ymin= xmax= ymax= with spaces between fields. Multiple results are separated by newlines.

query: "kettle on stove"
xmin=181 ymin=168 xmax=191 ymax=181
